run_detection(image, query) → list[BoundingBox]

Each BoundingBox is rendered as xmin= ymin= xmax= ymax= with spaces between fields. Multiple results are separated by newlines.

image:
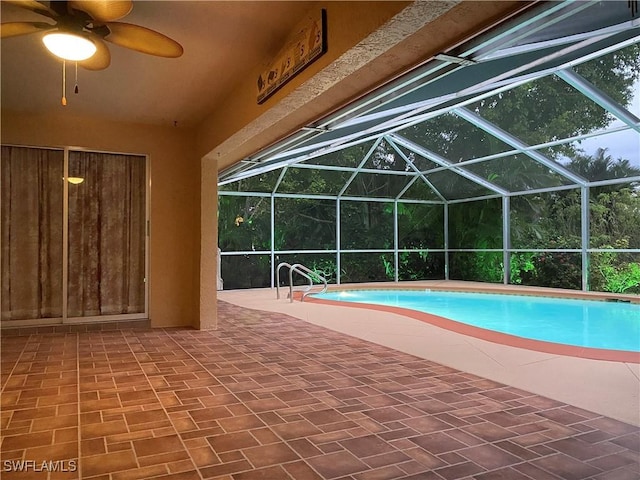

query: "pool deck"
xmin=218 ymin=281 xmax=640 ymax=426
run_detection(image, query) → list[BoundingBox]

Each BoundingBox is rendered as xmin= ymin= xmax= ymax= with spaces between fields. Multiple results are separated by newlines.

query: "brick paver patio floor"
xmin=1 ymin=300 xmax=638 ymax=479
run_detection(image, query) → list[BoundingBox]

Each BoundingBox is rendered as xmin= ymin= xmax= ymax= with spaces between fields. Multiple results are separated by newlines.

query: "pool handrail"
xmin=276 ymin=262 xmax=327 ymax=302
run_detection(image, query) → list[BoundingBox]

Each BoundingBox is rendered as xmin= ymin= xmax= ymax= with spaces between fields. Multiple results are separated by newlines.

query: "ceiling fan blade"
xmin=0 ymin=21 xmax=52 ymax=38
xmin=104 ymin=22 xmax=183 ymax=58
xmin=79 ymin=37 xmax=111 ymax=70
xmin=2 ymin=0 xmax=56 ymax=19
xmin=68 ymin=0 xmax=132 ymax=22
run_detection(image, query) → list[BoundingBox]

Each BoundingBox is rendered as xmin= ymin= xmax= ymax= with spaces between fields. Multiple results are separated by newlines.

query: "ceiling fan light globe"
xmin=42 ymin=32 xmax=96 ymax=61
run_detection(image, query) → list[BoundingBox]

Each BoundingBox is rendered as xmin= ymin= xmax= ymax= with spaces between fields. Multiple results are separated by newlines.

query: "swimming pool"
xmin=310 ymin=290 xmax=640 ymax=356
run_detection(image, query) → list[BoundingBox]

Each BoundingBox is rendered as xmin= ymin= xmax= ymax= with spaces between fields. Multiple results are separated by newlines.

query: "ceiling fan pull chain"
xmin=62 ymin=60 xmax=67 ymax=106
xmin=75 ymin=62 xmax=79 ymax=94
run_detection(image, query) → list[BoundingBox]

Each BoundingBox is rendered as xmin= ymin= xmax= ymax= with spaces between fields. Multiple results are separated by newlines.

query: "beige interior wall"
xmin=1 ymin=110 xmax=202 ymax=328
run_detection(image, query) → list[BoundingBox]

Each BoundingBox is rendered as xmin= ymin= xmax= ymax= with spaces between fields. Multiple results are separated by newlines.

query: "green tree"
xmin=509 ymin=152 xmax=640 ymax=292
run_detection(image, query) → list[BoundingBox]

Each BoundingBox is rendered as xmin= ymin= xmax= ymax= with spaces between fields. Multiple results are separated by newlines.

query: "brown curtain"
xmin=1 ymin=146 xmax=64 ymax=321
xmin=67 ymin=151 xmax=146 ymax=317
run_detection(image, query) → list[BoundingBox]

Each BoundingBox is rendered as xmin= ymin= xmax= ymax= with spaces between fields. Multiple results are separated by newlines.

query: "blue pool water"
xmin=312 ymin=290 xmax=640 ymax=352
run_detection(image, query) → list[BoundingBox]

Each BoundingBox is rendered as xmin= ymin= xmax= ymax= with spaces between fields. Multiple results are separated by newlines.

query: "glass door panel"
xmin=67 ymin=151 xmax=146 ymax=318
xmin=1 ymin=146 xmax=64 ymax=322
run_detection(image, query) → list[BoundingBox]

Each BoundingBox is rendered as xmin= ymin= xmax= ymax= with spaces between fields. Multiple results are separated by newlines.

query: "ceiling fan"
xmin=0 ymin=0 xmax=183 ymax=70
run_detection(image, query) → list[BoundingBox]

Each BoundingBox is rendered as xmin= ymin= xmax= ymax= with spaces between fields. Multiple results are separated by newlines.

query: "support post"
xmin=336 ymin=198 xmax=341 ymax=284
xmin=581 ymin=186 xmax=590 ymax=291
xmin=503 ymin=196 xmax=510 ymax=285
xmin=270 ymin=195 xmax=275 ymax=288
xmin=444 ymin=203 xmax=449 ymax=280
xmin=394 ymin=200 xmax=399 ymax=282
xmin=199 ymin=157 xmax=218 ymax=329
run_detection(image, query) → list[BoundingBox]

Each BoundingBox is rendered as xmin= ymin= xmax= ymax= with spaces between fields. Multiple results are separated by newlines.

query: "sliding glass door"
xmin=1 ymin=146 xmax=148 ymax=326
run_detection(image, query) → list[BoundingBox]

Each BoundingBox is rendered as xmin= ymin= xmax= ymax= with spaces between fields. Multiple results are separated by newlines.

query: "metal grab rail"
xmin=276 ymin=262 xmax=328 ymax=302
xmin=291 ymin=263 xmax=328 ymax=302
